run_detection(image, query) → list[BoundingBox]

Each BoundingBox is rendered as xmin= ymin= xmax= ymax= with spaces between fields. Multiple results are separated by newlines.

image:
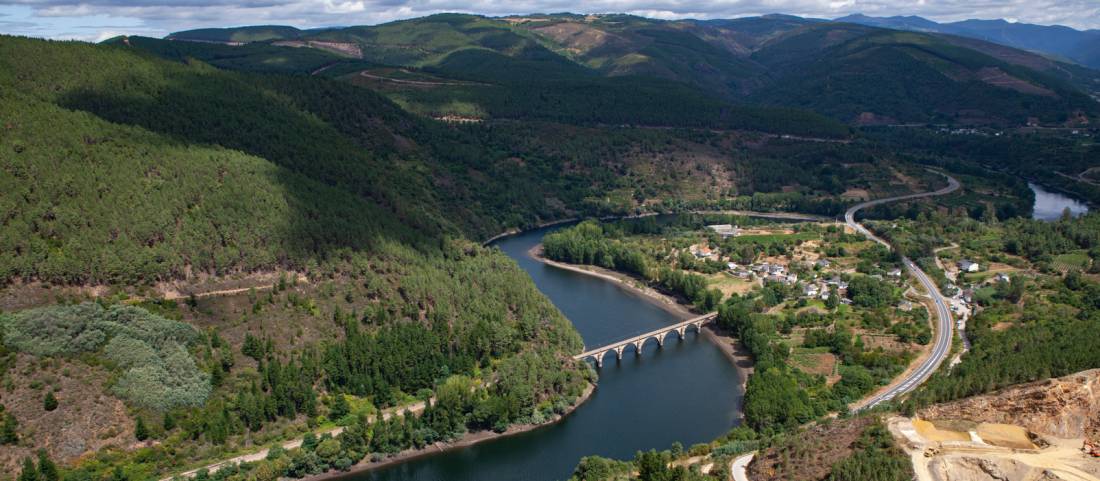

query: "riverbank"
xmin=316 ymin=382 xmax=597 ymax=481
xmin=481 ymin=218 xmax=580 ymax=246
xmin=528 ymin=244 xmax=754 ymax=389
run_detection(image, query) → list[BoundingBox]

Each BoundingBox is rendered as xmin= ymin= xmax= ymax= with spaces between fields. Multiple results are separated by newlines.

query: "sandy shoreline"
xmin=528 ymin=244 xmax=755 ymax=389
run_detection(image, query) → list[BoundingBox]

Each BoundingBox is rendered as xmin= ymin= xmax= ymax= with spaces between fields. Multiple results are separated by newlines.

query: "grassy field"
xmin=1053 ymin=250 xmax=1091 ymax=271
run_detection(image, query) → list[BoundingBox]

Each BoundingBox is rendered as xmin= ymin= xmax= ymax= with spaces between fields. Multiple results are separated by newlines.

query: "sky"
xmin=1 ymin=0 xmax=1098 ymax=42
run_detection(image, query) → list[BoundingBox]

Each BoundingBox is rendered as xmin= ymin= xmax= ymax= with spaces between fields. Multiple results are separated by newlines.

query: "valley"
xmin=2 ymin=7 xmax=1100 ymax=481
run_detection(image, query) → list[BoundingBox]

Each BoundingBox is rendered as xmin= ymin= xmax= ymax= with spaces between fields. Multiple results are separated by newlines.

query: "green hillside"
xmin=162 ymin=14 xmax=1100 ymax=127
xmin=515 ymin=15 xmax=768 ymax=96
xmin=166 ymin=25 xmax=305 ymax=43
xmin=749 ymin=27 xmax=1100 ymax=124
xmin=0 ymin=34 xmax=592 ymax=478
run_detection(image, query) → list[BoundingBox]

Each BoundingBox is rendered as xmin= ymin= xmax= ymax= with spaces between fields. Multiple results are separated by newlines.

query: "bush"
xmin=1 ymin=303 xmax=210 ymax=410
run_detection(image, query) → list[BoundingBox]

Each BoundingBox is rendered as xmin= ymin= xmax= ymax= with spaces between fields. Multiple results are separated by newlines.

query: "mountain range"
xmin=154 ymin=12 xmax=1100 ymax=127
xmin=835 ymin=13 xmax=1100 ymax=70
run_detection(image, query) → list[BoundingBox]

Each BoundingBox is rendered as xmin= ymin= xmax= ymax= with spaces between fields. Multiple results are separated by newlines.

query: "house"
xmin=803 ymin=284 xmax=819 ymax=298
xmin=815 ymin=259 xmax=831 ymax=268
xmin=888 ymin=268 xmax=903 ymax=277
xmin=727 ymin=262 xmax=739 ymax=270
xmin=692 ymin=245 xmax=714 ymax=259
xmin=994 ymin=273 xmax=1011 ymax=283
xmin=958 ymin=260 xmax=979 ymax=273
xmin=824 ymin=277 xmax=848 ymax=290
xmin=898 ymin=301 xmax=913 ymax=312
xmin=707 ymin=224 xmax=739 ymax=238
xmin=768 ymin=264 xmax=785 ymax=275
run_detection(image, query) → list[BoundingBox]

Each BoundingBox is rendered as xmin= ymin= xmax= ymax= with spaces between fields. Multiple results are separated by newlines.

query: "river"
xmin=345 ymin=224 xmax=744 ymax=481
xmin=1031 ymin=182 xmax=1089 ymax=221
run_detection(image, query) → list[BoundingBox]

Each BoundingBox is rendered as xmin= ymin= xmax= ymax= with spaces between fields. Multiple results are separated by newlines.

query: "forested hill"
xmin=160 ymin=13 xmax=1100 ymax=127
xmin=0 ymin=34 xmax=591 ymax=479
xmin=0 ymin=35 xmax=449 ymax=284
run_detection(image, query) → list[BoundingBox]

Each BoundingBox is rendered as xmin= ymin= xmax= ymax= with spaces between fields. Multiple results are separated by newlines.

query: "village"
xmin=686 ymin=222 xmax=1007 ymax=338
xmin=685 ymin=223 xmax=906 ymax=308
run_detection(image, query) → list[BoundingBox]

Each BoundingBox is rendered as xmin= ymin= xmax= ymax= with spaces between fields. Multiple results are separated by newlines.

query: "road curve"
xmin=730 ymin=452 xmax=756 ymax=481
xmin=847 ymin=171 xmax=960 ymax=410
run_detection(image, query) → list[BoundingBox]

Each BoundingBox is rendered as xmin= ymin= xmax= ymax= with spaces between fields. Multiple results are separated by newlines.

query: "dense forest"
xmin=0 ymin=35 xmax=592 ymax=480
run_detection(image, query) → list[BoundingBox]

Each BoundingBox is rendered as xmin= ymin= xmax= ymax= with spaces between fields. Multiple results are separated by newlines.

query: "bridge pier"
xmin=594 ymin=354 xmax=603 ymax=368
xmin=633 ymin=339 xmax=644 ymax=355
xmin=656 ymin=334 xmax=665 ymax=347
xmin=614 ymin=345 xmax=625 ymax=361
xmin=676 ymin=325 xmax=687 ymax=339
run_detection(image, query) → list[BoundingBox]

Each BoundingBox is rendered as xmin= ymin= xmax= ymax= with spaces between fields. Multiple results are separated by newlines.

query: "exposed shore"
xmin=316 ymin=382 xmax=597 ymax=481
xmin=528 ymin=244 xmax=754 ymax=389
xmin=279 ymin=232 xmax=752 ymax=481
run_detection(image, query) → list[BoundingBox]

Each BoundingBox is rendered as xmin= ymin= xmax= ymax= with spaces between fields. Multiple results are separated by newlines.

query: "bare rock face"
xmin=933 ymin=457 xmax=1041 ymax=481
xmin=919 ymin=370 xmax=1100 ymax=441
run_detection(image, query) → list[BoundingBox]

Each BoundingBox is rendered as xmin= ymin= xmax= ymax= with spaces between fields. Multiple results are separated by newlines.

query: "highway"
xmin=846 ymin=171 xmax=961 ymax=410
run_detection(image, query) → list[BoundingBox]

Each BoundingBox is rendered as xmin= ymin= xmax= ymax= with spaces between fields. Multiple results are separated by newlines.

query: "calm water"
xmin=343 ymin=225 xmax=743 ymax=481
xmin=1031 ymin=182 xmax=1089 ymax=221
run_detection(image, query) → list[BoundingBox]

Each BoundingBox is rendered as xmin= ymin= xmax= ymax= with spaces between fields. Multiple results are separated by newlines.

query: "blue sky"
xmin=1 ymin=0 xmax=1098 ymax=41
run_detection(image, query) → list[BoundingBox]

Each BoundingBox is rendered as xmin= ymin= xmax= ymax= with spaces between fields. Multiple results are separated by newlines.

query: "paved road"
xmin=730 ymin=452 xmax=756 ymax=481
xmin=846 ymin=172 xmax=961 ymax=410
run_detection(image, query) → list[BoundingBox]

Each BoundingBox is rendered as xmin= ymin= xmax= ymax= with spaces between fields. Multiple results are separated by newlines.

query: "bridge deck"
xmin=573 ymin=312 xmax=716 ymax=360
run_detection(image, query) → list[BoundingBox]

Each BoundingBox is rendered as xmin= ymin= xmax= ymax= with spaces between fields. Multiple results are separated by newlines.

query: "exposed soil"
xmin=0 ymin=354 xmax=134 ymax=476
xmin=890 ymin=369 xmax=1100 ymax=481
xmin=747 ymin=416 xmax=876 ymax=481
xmin=918 ymin=369 xmax=1100 ymax=441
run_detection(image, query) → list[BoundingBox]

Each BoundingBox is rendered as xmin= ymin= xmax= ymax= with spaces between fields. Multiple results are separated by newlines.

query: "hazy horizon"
xmin=1 ymin=1 xmax=1098 ymax=43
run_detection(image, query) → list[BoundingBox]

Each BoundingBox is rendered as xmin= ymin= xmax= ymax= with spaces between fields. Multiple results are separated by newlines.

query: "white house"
xmin=958 ymin=260 xmax=980 ymax=273
xmin=707 ymin=224 xmax=739 ymax=238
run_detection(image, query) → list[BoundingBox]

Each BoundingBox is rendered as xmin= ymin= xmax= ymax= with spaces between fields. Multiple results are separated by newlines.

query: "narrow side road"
xmin=159 ymin=398 xmax=429 ymax=480
xmin=847 ymin=172 xmax=961 ymax=410
xmin=730 ymin=451 xmax=756 ymax=481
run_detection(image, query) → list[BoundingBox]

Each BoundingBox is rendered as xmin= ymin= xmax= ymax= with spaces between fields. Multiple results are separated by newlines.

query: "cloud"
xmin=2 ymin=0 xmax=1099 ymax=41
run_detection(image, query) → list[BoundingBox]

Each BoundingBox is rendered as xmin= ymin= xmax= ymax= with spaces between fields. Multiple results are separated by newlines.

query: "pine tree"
xmin=330 ymin=394 xmax=350 ymax=420
xmin=162 ymin=412 xmax=176 ymax=432
xmin=17 ymin=457 xmax=38 ymax=481
xmin=36 ymin=450 xmax=59 ymax=481
xmin=0 ymin=409 xmax=18 ymax=444
xmin=134 ymin=417 xmax=149 ymax=441
xmin=302 ymin=431 xmax=319 ymax=451
xmin=43 ymin=392 xmax=58 ymax=412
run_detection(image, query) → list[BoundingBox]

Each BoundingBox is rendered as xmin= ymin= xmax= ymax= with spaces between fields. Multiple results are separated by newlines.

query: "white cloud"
xmin=2 ymin=0 xmax=1099 ymax=41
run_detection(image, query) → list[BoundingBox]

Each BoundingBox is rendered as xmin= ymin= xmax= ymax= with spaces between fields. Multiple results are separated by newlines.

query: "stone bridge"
xmin=574 ymin=312 xmax=717 ymax=367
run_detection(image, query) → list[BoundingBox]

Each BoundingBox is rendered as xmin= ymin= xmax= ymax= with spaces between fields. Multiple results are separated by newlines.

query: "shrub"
xmin=1 ymin=303 xmax=210 ymax=410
